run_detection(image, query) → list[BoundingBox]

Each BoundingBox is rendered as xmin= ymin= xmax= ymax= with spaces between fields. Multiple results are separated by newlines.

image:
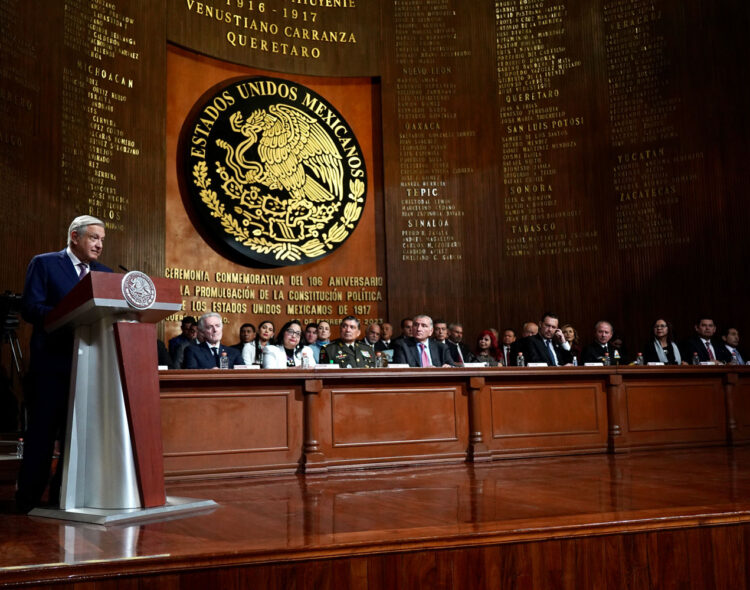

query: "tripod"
xmin=1 ymin=294 xmax=25 ymax=432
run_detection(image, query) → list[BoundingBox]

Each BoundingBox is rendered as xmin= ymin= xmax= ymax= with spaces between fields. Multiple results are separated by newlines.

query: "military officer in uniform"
xmin=320 ymin=316 xmax=375 ymax=368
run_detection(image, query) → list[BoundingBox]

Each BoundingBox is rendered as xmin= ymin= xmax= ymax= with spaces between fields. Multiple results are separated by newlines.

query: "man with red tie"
xmin=680 ymin=317 xmax=732 ymax=364
xmin=17 ymin=216 xmax=112 ymax=512
xmin=392 ymin=314 xmax=455 ymax=367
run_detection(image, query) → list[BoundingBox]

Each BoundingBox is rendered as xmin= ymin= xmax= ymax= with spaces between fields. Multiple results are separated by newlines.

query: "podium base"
xmin=29 ymin=496 xmax=217 ymax=525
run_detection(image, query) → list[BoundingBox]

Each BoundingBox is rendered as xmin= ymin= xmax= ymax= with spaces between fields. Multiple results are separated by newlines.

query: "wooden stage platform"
xmin=3 ymin=446 xmax=750 ymax=588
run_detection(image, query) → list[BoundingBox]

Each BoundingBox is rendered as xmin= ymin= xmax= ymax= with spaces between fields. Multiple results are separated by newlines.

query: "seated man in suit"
xmin=183 ymin=312 xmax=243 ymax=369
xmin=508 ymin=322 xmax=538 ymax=365
xmin=520 ymin=313 xmax=573 ymax=366
xmin=433 ymin=319 xmax=449 ymax=344
xmin=362 ymin=321 xmax=381 ymax=348
xmin=393 ymin=314 xmax=455 ymax=367
xmin=17 ymin=215 xmax=111 ymax=512
xmin=722 ymin=327 xmax=746 ymax=364
xmin=581 ymin=320 xmax=618 ymax=364
xmin=393 ymin=317 xmax=413 ymax=344
xmin=500 ymin=328 xmax=516 ymax=366
xmin=321 ymin=316 xmax=375 ymax=367
xmin=375 ymin=322 xmax=394 ymax=351
xmin=445 ymin=322 xmax=476 ymax=364
xmin=169 ymin=316 xmax=196 ymax=360
xmin=680 ymin=317 xmax=732 ymax=364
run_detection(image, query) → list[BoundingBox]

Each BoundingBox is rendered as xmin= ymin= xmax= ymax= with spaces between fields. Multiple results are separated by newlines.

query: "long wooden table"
xmin=159 ymin=366 xmax=750 ymax=480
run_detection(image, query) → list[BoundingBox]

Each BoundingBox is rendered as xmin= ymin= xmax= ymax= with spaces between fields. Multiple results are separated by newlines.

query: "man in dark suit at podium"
xmin=17 ymin=215 xmax=111 ymax=512
xmin=393 ymin=314 xmax=455 ymax=367
xmin=183 ymin=312 xmax=243 ymax=369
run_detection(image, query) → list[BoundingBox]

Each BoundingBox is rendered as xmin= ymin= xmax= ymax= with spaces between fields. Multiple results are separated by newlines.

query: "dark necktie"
xmin=545 ymin=340 xmax=556 ymax=365
xmin=212 ymin=347 xmax=220 ymax=367
xmin=77 ymin=263 xmax=88 ymax=279
xmin=705 ymin=341 xmax=715 ymax=361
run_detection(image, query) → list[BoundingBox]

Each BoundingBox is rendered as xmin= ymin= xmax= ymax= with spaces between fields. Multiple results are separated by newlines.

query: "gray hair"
xmin=413 ymin=314 xmax=433 ymax=327
xmin=198 ymin=312 xmax=222 ymax=330
xmin=67 ymin=215 xmax=105 ymax=247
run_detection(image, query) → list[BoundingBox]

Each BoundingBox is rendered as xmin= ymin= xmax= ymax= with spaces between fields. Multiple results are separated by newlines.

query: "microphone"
xmin=119 ymin=265 xmax=130 ymax=273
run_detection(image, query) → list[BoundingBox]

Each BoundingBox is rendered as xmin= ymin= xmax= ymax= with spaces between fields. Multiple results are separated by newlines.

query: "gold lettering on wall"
xmin=163 ymin=267 xmax=385 ymax=328
xmin=0 ymin=1 xmax=37 ymax=223
xmin=61 ymin=0 xmax=140 ymax=231
xmin=180 ymin=0 xmax=362 ymax=61
xmin=394 ymin=0 xmax=469 ymax=263
xmin=604 ymin=0 xmax=699 ymax=249
xmin=496 ymin=0 xmax=598 ymax=258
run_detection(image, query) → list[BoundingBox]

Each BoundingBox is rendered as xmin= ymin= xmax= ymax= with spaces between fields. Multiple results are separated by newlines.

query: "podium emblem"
xmin=121 ymin=271 xmax=157 ymax=310
xmin=178 ymin=76 xmax=367 ymax=268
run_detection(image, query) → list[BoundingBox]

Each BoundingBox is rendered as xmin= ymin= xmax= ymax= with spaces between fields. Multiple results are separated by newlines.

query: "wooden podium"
xmin=30 ymin=271 xmax=216 ymax=524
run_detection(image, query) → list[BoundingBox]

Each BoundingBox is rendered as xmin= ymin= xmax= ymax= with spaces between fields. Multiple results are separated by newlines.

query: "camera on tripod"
xmin=1 ymin=291 xmax=22 ymax=333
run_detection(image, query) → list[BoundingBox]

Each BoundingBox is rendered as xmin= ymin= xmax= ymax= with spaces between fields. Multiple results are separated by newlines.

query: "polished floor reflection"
xmin=2 ymin=447 xmax=750 ymax=585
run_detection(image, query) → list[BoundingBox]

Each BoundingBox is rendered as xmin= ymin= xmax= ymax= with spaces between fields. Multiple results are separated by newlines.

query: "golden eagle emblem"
xmin=181 ymin=77 xmax=366 ymax=267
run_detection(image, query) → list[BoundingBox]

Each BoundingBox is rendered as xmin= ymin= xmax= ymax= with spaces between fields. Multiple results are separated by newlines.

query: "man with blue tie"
xmin=521 ymin=313 xmax=574 ymax=366
xmin=183 ymin=312 xmax=243 ymax=369
xmin=392 ymin=314 xmax=455 ymax=367
xmin=722 ymin=327 xmax=746 ymax=365
xmin=17 ymin=216 xmax=112 ymax=512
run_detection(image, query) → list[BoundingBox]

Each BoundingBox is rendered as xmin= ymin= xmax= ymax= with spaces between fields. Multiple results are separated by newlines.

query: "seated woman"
xmin=262 ymin=319 xmax=315 ymax=368
xmin=561 ymin=323 xmax=582 ymax=361
xmin=475 ymin=330 xmax=501 ymax=367
xmin=643 ymin=318 xmax=683 ymax=365
xmin=242 ymin=320 xmax=275 ymax=366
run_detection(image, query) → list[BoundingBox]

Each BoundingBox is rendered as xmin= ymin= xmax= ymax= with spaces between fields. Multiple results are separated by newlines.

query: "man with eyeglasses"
xmin=183 ymin=312 xmax=243 ymax=369
xmin=320 ymin=316 xmax=375 ymax=367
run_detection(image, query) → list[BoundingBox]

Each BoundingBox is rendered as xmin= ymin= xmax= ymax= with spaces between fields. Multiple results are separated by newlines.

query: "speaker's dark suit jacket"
xmin=183 ymin=341 xmax=244 ymax=369
xmin=520 ymin=334 xmax=573 ymax=366
xmin=392 ymin=338 xmax=455 ymax=367
xmin=18 ymin=249 xmax=112 ymax=511
xmin=680 ymin=336 xmax=732 ymax=364
xmin=22 ymin=249 xmax=112 ymax=373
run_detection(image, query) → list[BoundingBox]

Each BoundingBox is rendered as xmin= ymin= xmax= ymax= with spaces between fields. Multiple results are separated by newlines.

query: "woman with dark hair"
xmin=242 ymin=320 xmax=274 ymax=366
xmin=262 ymin=319 xmax=315 ymax=368
xmin=475 ymin=330 xmax=501 ymax=367
xmin=643 ymin=318 xmax=683 ymax=364
xmin=561 ymin=324 xmax=582 ymax=360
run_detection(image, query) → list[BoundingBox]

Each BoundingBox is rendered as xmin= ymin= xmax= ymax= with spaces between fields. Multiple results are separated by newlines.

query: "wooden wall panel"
xmin=315 ymin=380 xmax=470 ymax=468
xmin=161 ymin=384 xmax=303 ymax=478
xmin=619 ymin=376 xmax=727 ymax=450
xmin=733 ymin=380 xmax=750 ymax=442
xmin=330 ymin=387 xmax=460 ymax=446
xmin=485 ymin=379 xmax=609 ymax=456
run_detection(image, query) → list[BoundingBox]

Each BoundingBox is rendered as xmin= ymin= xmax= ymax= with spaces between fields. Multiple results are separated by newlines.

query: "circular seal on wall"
xmin=121 ymin=271 xmax=157 ymax=310
xmin=178 ymin=76 xmax=367 ymax=268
